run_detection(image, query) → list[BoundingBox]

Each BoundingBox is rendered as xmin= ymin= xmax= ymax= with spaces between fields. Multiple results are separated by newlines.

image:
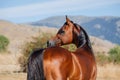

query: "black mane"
xmin=74 ymin=23 xmax=92 ymax=49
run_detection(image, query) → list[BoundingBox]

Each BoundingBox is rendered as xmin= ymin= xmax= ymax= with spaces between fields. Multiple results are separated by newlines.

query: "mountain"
xmin=29 ymin=16 xmax=120 ymax=44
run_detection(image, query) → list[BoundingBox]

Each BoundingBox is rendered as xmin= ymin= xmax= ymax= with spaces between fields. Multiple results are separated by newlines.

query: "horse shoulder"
xmin=43 ymin=47 xmax=73 ymax=80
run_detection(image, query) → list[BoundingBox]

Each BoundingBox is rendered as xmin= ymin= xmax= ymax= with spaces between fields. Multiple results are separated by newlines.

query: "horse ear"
xmin=66 ymin=15 xmax=71 ymax=23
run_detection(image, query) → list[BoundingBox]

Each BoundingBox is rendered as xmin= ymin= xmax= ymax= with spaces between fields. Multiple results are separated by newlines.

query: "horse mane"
xmin=74 ymin=23 xmax=92 ymax=49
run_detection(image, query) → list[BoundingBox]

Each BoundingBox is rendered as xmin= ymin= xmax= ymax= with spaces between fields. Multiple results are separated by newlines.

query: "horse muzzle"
xmin=47 ymin=39 xmax=62 ymax=47
xmin=47 ymin=40 xmax=56 ymax=47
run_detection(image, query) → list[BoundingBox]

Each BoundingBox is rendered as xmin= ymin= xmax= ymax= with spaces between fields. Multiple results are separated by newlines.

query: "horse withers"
xmin=27 ymin=16 xmax=97 ymax=80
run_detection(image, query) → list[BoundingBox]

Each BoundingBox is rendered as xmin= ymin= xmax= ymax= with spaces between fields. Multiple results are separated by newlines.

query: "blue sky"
xmin=0 ymin=0 xmax=120 ymax=23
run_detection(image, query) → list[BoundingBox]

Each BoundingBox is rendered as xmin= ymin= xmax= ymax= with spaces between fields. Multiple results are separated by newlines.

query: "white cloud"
xmin=0 ymin=0 xmax=120 ymax=19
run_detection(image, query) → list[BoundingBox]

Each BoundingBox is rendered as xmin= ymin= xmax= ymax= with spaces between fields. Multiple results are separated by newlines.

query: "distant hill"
xmin=29 ymin=16 xmax=120 ymax=44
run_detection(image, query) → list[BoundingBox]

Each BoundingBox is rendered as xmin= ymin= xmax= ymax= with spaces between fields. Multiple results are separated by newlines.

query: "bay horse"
xmin=27 ymin=16 xmax=97 ymax=80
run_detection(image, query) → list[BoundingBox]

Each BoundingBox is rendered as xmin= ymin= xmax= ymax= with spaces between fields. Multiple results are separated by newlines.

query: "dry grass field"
xmin=0 ymin=64 xmax=119 ymax=80
xmin=0 ymin=73 xmax=26 ymax=80
xmin=97 ymin=64 xmax=120 ymax=80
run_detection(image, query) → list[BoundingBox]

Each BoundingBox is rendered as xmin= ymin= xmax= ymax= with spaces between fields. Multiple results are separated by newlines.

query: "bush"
xmin=95 ymin=45 xmax=120 ymax=65
xmin=62 ymin=44 xmax=77 ymax=52
xmin=18 ymin=33 xmax=53 ymax=72
xmin=108 ymin=45 xmax=120 ymax=64
xmin=0 ymin=35 xmax=9 ymax=52
xmin=96 ymin=54 xmax=109 ymax=65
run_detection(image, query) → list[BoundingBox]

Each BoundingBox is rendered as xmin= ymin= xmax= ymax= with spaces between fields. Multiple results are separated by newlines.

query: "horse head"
xmin=47 ymin=16 xmax=91 ymax=48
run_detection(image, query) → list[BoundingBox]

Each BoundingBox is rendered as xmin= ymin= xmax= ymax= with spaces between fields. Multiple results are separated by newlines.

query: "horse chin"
xmin=55 ymin=39 xmax=63 ymax=46
xmin=56 ymin=43 xmax=62 ymax=46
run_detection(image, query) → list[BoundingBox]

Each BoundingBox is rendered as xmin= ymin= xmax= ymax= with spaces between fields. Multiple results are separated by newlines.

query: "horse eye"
xmin=60 ymin=30 xmax=65 ymax=35
xmin=65 ymin=22 xmax=68 ymax=25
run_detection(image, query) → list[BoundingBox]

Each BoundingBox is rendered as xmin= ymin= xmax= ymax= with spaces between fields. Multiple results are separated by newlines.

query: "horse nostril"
xmin=47 ymin=40 xmax=56 ymax=47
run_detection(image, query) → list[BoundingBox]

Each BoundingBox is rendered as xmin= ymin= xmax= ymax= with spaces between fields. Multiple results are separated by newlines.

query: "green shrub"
xmin=62 ymin=44 xmax=77 ymax=52
xmin=0 ymin=35 xmax=9 ymax=52
xmin=108 ymin=45 xmax=120 ymax=64
xmin=96 ymin=54 xmax=109 ymax=65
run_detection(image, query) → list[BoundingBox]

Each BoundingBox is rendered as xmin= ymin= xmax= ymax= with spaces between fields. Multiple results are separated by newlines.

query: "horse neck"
xmin=76 ymin=44 xmax=93 ymax=55
xmin=73 ymin=26 xmax=94 ymax=55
